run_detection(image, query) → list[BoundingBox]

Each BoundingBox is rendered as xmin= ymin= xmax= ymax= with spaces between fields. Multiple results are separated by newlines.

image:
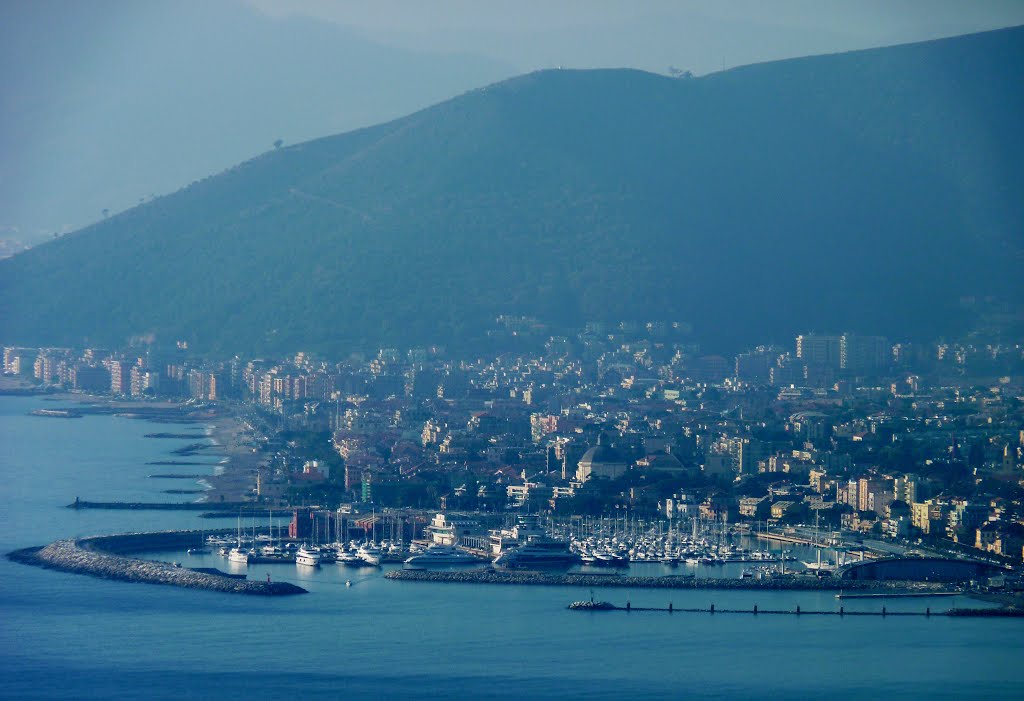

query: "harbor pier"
xmin=567 ymin=601 xmax=1024 ymax=618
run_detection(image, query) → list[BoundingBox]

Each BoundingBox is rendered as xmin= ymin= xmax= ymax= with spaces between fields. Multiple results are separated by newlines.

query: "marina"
xmin=2 ymin=394 xmax=1023 ymax=701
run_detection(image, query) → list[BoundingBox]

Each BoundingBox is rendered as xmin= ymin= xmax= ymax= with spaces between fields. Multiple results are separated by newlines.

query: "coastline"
xmin=201 ymin=411 xmax=263 ymax=503
xmin=4 ymin=379 xmax=264 ymax=504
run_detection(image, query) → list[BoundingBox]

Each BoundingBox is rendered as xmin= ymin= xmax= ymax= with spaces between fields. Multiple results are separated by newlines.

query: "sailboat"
xmin=227 ymin=510 xmax=253 ymax=565
xmin=801 ymin=512 xmax=836 ymax=575
xmin=188 ymin=525 xmax=210 ymax=554
xmin=259 ymin=509 xmax=286 ymax=560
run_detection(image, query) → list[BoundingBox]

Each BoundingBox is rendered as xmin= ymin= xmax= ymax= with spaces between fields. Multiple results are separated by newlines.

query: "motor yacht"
xmin=403 ymin=545 xmax=483 ymax=567
xmin=295 ymin=545 xmax=322 ymax=567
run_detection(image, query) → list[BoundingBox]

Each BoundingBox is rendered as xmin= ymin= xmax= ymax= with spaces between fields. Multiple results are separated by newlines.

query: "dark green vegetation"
xmin=2 ymin=28 xmax=1022 ymax=354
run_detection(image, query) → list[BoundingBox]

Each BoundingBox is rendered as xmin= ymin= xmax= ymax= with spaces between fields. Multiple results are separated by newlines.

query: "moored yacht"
xmin=492 ymin=536 xmax=579 ymax=570
xmin=260 ymin=544 xmax=287 ymax=559
xmin=356 ymin=543 xmax=382 ymax=566
xmin=227 ymin=547 xmax=253 ymax=565
xmin=336 ymin=549 xmax=361 ymax=565
xmin=295 ymin=545 xmax=322 ymax=567
xmin=403 ymin=545 xmax=484 ymax=567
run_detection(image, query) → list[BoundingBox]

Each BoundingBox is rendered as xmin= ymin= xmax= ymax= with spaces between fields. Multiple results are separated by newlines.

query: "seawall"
xmin=6 ymin=530 xmax=306 ymax=596
xmin=385 ymin=568 xmax=938 ymax=592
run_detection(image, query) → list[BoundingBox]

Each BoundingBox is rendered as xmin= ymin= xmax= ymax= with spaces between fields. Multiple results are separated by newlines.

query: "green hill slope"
xmin=2 ymin=27 xmax=1022 ymax=354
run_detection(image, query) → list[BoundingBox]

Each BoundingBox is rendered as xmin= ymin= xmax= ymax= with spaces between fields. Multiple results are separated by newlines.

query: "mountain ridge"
xmin=2 ymin=27 xmax=1022 ymax=355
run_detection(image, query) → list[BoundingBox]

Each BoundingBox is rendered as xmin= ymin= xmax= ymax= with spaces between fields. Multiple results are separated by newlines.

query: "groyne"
xmin=147 ymin=461 xmax=206 ymax=466
xmin=6 ymin=531 xmax=306 ymax=596
xmin=145 ymin=432 xmax=209 ymax=439
xmin=172 ymin=442 xmax=210 ymax=456
xmin=385 ymin=568 xmax=925 ymax=592
xmin=68 ymin=498 xmax=249 ymax=511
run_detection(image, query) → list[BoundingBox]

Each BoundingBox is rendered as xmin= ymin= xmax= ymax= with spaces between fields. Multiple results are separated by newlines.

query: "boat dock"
xmin=755 ymin=532 xmax=817 ymax=547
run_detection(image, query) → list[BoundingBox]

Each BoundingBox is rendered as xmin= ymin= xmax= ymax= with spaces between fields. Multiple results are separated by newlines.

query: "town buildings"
xmin=5 ymin=323 xmax=1024 ymax=562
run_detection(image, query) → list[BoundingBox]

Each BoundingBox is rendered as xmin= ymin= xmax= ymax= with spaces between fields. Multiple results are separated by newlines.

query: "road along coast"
xmin=6 ymin=531 xmax=306 ymax=596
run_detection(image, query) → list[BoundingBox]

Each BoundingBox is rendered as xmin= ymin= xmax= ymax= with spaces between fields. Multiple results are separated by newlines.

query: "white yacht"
xmin=227 ymin=547 xmax=253 ymax=565
xmin=802 ymin=553 xmax=838 ymax=575
xmin=260 ymin=544 xmax=287 ymax=560
xmin=335 ymin=549 xmax=361 ymax=566
xmin=403 ymin=545 xmax=484 ymax=567
xmin=295 ymin=545 xmax=322 ymax=567
xmin=356 ymin=543 xmax=382 ymax=566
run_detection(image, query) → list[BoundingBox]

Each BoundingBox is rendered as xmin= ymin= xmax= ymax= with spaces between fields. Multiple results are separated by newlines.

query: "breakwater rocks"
xmin=6 ymin=531 xmax=306 ymax=596
xmin=385 ymin=569 xmax=927 ymax=592
xmin=29 ymin=408 xmax=83 ymax=418
xmin=947 ymin=607 xmax=1024 ymax=617
xmin=569 ymin=600 xmax=616 ymax=610
xmin=147 ymin=461 xmax=206 ymax=466
xmin=145 ymin=432 xmax=208 ymax=439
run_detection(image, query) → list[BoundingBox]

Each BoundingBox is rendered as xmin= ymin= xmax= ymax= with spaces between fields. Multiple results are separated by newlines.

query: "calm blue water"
xmin=1 ymin=395 xmax=1022 ymax=700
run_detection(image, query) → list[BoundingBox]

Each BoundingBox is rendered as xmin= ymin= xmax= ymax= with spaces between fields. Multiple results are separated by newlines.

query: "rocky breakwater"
xmin=386 ymin=568 xmax=919 ymax=592
xmin=7 ymin=533 xmax=306 ymax=596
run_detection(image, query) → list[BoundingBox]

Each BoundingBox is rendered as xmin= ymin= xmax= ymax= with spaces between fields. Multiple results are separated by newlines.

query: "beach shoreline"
xmin=4 ymin=378 xmax=265 ymax=503
xmin=201 ymin=409 xmax=265 ymax=502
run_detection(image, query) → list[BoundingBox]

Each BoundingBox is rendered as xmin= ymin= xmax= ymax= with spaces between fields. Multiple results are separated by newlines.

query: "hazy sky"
xmin=2 ymin=0 xmax=1023 ymax=248
xmin=245 ymin=0 xmax=1024 ymax=75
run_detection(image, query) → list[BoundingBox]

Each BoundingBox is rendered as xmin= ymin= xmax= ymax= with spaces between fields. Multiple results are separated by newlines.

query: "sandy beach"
xmin=202 ymin=410 xmax=265 ymax=502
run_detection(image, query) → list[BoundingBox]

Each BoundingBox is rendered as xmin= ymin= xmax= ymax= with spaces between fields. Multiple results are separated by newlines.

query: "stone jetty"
xmin=6 ymin=531 xmax=306 ymax=596
xmin=68 ymin=498 xmax=250 ymax=511
xmin=385 ymin=568 xmax=938 ymax=592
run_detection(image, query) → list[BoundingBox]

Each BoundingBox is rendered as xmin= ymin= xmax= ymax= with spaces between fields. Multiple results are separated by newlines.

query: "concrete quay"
xmin=6 ymin=531 xmax=306 ymax=596
xmin=385 ymin=568 xmax=916 ymax=592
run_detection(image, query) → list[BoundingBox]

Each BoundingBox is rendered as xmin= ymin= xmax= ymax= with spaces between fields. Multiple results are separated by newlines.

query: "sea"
xmin=1 ymin=394 xmax=1022 ymax=700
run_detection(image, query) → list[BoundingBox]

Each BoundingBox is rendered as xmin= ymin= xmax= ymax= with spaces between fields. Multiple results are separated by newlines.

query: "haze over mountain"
xmin=2 ymin=27 xmax=1022 ymax=356
xmin=0 ymin=0 xmax=513 ymax=247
